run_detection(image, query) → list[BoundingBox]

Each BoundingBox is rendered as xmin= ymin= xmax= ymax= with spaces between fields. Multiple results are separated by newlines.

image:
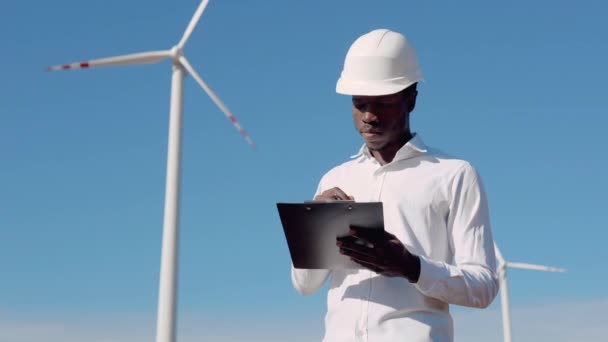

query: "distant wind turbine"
xmin=494 ymin=244 xmax=566 ymax=342
xmin=46 ymin=1 xmax=254 ymax=342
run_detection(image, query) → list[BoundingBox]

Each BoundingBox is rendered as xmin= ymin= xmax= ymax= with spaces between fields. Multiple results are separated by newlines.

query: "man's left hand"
xmin=336 ymin=226 xmax=421 ymax=282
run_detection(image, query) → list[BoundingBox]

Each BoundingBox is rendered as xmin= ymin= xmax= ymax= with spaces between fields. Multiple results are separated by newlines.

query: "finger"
xmin=314 ymin=189 xmax=350 ymax=202
xmin=337 ymin=235 xmax=374 ymax=249
xmin=349 ymin=226 xmax=386 ymax=244
xmin=313 ymin=192 xmax=336 ymax=201
xmin=384 ymin=231 xmax=397 ymax=239
xmin=337 ymin=237 xmax=376 ymax=254
xmin=330 ymin=187 xmax=350 ymax=199
xmin=326 ymin=187 xmax=351 ymax=200
xmin=350 ymin=227 xmax=399 ymax=247
xmin=339 ymin=244 xmax=376 ymax=259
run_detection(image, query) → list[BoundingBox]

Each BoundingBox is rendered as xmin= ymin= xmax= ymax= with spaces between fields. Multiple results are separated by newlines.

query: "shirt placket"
xmin=357 ymin=165 xmax=387 ymax=342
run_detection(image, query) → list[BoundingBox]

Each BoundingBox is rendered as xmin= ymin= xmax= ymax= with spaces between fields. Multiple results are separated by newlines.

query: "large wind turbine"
xmin=47 ymin=1 xmax=254 ymax=342
xmin=494 ymin=244 xmax=566 ymax=342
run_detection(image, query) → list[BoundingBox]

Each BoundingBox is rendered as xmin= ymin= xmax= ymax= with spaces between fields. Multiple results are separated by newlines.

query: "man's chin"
xmin=364 ymin=140 xmax=386 ymax=151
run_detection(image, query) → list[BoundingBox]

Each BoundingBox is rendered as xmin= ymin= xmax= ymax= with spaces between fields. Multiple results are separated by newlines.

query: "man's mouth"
xmin=361 ymin=130 xmax=382 ymax=138
xmin=362 ymin=132 xmax=379 ymax=138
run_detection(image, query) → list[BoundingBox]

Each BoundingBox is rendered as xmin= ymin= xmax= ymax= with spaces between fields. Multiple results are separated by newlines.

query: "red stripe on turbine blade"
xmin=80 ymin=62 xmax=90 ymax=68
xmin=62 ymin=65 xmax=70 ymax=69
xmin=229 ymin=116 xmax=237 ymax=123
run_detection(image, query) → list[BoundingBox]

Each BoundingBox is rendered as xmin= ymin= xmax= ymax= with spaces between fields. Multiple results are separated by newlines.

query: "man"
xmin=291 ymin=29 xmax=499 ymax=342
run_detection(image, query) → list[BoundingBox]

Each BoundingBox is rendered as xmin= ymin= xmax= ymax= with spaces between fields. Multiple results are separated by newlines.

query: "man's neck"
xmin=370 ymin=131 xmax=413 ymax=166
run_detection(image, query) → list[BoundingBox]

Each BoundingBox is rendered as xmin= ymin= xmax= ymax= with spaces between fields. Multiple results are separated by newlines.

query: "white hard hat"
xmin=336 ymin=29 xmax=423 ymax=96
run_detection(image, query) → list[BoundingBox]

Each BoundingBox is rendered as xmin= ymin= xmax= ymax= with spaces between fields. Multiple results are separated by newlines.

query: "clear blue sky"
xmin=1 ymin=0 xmax=607 ymax=341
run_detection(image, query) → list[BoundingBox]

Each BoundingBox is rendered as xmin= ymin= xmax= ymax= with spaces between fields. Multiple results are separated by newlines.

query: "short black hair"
xmin=401 ymin=82 xmax=418 ymax=96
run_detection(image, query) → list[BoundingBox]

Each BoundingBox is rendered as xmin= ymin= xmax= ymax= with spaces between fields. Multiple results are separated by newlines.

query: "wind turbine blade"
xmin=506 ymin=262 xmax=566 ymax=273
xmin=178 ymin=0 xmax=210 ymax=49
xmin=178 ymin=56 xmax=255 ymax=148
xmin=46 ymin=50 xmax=172 ymax=71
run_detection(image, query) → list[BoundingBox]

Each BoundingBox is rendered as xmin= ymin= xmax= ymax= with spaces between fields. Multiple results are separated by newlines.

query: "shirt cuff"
xmin=414 ymin=255 xmax=464 ymax=296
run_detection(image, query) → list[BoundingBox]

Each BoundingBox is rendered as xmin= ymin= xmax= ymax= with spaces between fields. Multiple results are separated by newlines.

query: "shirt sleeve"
xmin=290 ymin=173 xmax=332 ymax=295
xmin=414 ymin=163 xmax=499 ymax=308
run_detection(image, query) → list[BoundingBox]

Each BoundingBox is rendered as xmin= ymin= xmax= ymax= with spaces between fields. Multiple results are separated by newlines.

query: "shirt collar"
xmin=350 ymin=133 xmax=428 ymax=162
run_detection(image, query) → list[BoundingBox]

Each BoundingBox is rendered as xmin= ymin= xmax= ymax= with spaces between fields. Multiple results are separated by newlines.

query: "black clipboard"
xmin=276 ymin=202 xmax=384 ymax=269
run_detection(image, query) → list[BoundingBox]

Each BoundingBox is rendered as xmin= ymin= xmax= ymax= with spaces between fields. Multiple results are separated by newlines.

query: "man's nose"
xmin=362 ymin=109 xmax=379 ymax=123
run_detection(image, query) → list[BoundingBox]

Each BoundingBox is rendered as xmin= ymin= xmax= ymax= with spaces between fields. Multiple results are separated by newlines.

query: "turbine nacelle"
xmin=170 ymin=46 xmax=183 ymax=60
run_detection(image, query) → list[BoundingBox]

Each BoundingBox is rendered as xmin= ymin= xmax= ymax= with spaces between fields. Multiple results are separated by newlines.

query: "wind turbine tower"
xmin=494 ymin=244 xmax=566 ymax=342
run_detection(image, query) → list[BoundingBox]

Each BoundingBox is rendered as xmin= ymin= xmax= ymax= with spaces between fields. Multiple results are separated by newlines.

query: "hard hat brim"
xmin=335 ymin=76 xmax=422 ymax=96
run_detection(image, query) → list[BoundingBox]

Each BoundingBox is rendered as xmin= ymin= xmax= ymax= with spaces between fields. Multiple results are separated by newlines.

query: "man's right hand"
xmin=314 ymin=187 xmax=354 ymax=201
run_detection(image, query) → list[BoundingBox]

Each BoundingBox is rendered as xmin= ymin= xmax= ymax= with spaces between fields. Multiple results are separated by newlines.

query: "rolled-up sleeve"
xmin=290 ymin=173 xmax=333 ymax=296
xmin=414 ymin=163 xmax=499 ymax=308
xmin=291 ymin=267 xmax=331 ymax=295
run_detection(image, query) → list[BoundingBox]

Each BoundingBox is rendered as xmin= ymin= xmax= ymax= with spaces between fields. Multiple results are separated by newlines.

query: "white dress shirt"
xmin=291 ymin=134 xmax=499 ymax=342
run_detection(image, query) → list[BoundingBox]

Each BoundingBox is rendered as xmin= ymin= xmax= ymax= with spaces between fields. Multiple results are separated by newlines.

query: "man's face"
xmin=352 ymin=91 xmax=410 ymax=151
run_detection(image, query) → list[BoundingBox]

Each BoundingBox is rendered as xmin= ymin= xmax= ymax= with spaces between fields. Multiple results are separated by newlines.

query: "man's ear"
xmin=405 ymin=90 xmax=418 ymax=114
